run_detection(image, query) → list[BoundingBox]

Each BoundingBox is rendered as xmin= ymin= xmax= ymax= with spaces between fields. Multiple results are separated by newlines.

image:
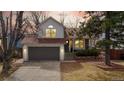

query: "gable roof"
xmin=39 ymin=17 xmax=66 ymax=28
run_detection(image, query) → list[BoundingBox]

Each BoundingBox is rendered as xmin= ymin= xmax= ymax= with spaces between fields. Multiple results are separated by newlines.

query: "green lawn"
xmin=61 ymin=61 xmax=124 ymax=80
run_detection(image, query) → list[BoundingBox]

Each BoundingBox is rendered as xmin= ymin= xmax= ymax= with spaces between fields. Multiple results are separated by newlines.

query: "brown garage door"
xmin=28 ymin=47 xmax=60 ymax=61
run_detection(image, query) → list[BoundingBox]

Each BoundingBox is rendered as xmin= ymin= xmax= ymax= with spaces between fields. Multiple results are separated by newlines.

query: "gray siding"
xmin=38 ymin=18 xmax=64 ymax=38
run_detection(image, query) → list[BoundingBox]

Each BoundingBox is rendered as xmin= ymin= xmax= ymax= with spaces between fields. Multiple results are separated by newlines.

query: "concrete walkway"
xmin=7 ymin=62 xmax=61 ymax=81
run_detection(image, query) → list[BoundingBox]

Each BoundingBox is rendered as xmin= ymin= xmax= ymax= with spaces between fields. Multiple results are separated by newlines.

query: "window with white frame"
xmin=46 ymin=25 xmax=56 ymax=38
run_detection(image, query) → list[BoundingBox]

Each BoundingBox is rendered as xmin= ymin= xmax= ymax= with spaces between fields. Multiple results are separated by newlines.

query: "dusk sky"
xmin=4 ymin=11 xmax=88 ymax=27
xmin=24 ymin=11 xmax=87 ymax=27
xmin=44 ymin=11 xmax=86 ymax=27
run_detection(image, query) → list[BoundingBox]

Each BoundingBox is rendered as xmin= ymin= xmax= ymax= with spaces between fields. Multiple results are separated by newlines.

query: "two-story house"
xmin=22 ymin=17 xmax=67 ymax=61
xmin=21 ymin=17 xmax=91 ymax=62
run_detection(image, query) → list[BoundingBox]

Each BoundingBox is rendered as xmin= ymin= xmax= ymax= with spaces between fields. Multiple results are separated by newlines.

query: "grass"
xmin=61 ymin=60 xmax=124 ymax=80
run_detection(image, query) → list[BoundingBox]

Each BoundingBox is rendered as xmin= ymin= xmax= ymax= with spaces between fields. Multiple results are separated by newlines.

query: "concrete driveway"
xmin=7 ymin=61 xmax=61 ymax=81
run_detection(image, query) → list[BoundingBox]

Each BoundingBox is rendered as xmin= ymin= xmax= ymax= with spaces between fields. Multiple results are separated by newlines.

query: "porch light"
xmin=60 ymin=47 xmax=64 ymax=53
xmin=66 ymin=40 xmax=68 ymax=43
xmin=23 ymin=48 xmax=27 ymax=53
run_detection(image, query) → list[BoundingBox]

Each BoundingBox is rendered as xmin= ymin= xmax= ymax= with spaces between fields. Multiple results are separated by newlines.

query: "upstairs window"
xmin=46 ymin=25 xmax=56 ymax=38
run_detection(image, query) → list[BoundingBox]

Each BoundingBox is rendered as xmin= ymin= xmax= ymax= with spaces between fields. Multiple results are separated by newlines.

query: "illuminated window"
xmin=75 ymin=40 xmax=84 ymax=48
xmin=48 ymin=25 xmax=53 ymax=28
xmin=46 ymin=25 xmax=56 ymax=38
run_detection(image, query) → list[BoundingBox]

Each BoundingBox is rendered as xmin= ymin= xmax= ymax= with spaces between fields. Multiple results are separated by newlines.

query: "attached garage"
xmin=28 ymin=47 xmax=60 ymax=61
xmin=23 ymin=44 xmax=64 ymax=62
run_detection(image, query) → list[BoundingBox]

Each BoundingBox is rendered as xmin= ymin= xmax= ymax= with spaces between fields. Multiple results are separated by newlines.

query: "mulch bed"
xmin=75 ymin=59 xmax=103 ymax=63
xmin=97 ymin=62 xmax=124 ymax=71
xmin=73 ymin=58 xmax=124 ymax=71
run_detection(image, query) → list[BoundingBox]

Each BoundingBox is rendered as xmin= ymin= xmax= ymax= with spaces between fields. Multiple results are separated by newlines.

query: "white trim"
xmin=60 ymin=45 xmax=64 ymax=61
xmin=23 ymin=45 xmax=28 ymax=61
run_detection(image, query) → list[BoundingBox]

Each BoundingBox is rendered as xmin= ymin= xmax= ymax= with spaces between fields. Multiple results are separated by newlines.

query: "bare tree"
xmin=59 ymin=12 xmax=66 ymax=25
xmin=0 ymin=11 xmax=26 ymax=75
xmin=67 ymin=16 xmax=82 ymax=36
xmin=30 ymin=11 xmax=48 ymax=32
xmin=69 ymin=16 xmax=81 ymax=27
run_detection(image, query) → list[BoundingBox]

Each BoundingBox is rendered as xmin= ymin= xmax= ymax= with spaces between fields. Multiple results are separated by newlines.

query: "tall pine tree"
xmin=79 ymin=11 xmax=124 ymax=65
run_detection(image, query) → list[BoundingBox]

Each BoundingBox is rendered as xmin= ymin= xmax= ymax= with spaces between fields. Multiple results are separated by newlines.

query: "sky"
xmin=46 ymin=11 xmax=86 ymax=27
xmin=3 ymin=11 xmax=88 ymax=27
xmin=22 ymin=11 xmax=87 ymax=27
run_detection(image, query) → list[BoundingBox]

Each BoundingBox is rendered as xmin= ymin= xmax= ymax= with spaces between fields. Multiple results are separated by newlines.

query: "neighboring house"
xmin=21 ymin=17 xmax=91 ymax=61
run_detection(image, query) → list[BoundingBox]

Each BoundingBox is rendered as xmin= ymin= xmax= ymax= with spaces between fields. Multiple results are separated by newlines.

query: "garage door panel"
xmin=28 ymin=47 xmax=60 ymax=61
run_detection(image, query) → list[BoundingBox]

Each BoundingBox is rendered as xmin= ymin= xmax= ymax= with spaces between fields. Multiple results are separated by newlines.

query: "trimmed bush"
xmin=75 ymin=48 xmax=100 ymax=57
